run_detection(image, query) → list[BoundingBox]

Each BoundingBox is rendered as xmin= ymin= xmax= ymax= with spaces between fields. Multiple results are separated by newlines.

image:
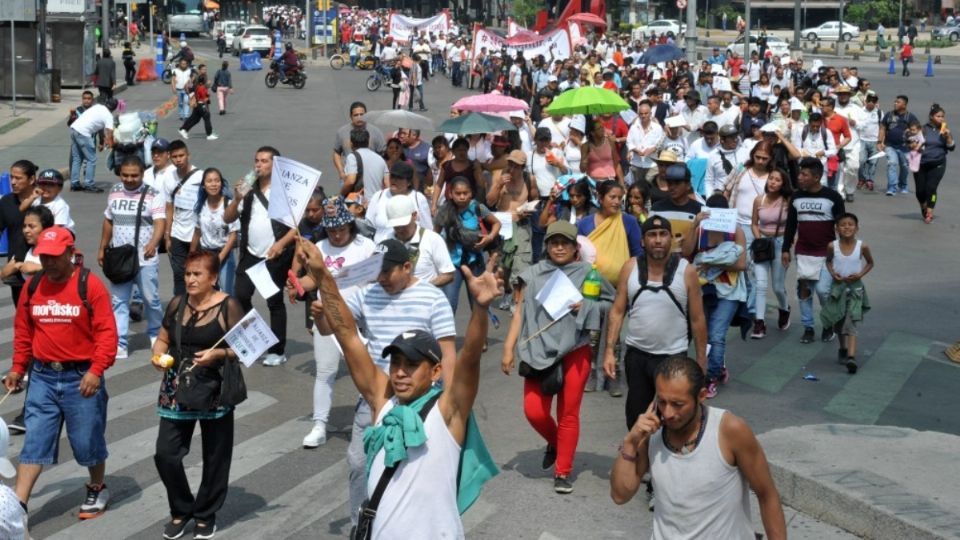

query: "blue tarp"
xmin=240 ymin=52 xmax=263 ymax=71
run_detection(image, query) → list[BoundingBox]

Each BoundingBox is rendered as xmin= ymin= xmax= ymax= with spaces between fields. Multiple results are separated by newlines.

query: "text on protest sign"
xmin=225 ymin=310 xmax=280 ymax=367
xmin=700 ymin=208 xmax=738 ymax=233
xmin=388 ymin=12 xmax=450 ymax=43
xmin=472 ymin=27 xmax=572 ymax=62
xmin=269 ymin=156 xmax=322 ymax=229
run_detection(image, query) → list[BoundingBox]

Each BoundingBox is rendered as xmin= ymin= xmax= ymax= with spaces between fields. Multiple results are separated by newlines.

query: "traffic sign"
xmin=677 ymin=0 xmax=687 ymax=8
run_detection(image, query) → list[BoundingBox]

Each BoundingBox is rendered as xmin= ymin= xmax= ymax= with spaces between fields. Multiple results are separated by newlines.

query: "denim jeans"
xmin=442 ymin=258 xmax=485 ymax=315
xmin=20 ymin=362 xmax=109 ymax=466
xmin=705 ymin=298 xmax=740 ymax=379
xmin=111 ymin=263 xmax=162 ymax=351
xmin=70 ymin=129 xmax=97 ymax=188
xmin=884 ymin=146 xmax=910 ymax=192
xmin=347 ymin=398 xmax=373 ymax=525
xmin=219 ymin=250 xmax=236 ymax=296
xmin=740 ymin=224 xmax=756 ymax=318
xmin=754 ymin=236 xmax=788 ymax=320
xmin=177 ymin=88 xmax=190 ymax=120
xmin=798 ymin=263 xmax=833 ymax=329
xmin=860 ymin=140 xmax=879 ymax=182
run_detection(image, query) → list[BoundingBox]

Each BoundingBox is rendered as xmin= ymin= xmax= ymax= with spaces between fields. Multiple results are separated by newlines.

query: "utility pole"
xmin=685 ymin=0 xmax=697 ymax=63
xmin=793 ymin=0 xmax=801 ymax=48
xmin=838 ymin=0 xmax=845 ymax=56
xmin=101 ymin=0 xmax=110 ymax=52
xmin=744 ymin=0 xmax=751 ymax=54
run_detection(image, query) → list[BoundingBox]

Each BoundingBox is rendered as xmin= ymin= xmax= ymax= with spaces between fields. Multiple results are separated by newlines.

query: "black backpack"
xmin=24 ymin=267 xmax=93 ymax=322
xmin=630 ymin=253 xmax=690 ymax=338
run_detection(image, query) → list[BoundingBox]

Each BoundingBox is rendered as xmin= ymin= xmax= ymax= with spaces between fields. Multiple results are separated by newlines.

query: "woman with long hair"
xmin=750 ymin=168 xmax=793 ymax=338
xmin=915 ymin=103 xmax=955 ymax=223
xmin=191 ymin=168 xmax=238 ymax=295
xmin=580 ymin=117 xmax=624 ymax=184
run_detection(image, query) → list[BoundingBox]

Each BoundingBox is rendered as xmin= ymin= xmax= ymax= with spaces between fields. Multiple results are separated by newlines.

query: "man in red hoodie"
xmin=4 ymin=226 xmax=118 ymax=520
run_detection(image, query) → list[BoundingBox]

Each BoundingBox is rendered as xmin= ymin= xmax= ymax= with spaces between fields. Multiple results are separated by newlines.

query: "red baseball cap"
xmin=34 ymin=226 xmax=75 ymax=256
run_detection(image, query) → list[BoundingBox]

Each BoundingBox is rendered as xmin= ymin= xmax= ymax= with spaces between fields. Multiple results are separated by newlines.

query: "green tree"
xmin=512 ymin=0 xmax=545 ymax=27
xmin=845 ymin=0 xmax=899 ymax=29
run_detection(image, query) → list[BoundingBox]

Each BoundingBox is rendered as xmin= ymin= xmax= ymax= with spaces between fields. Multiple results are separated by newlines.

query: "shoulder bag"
xmin=749 ymin=196 xmax=782 ymax=263
xmin=173 ymin=298 xmax=222 ymax=412
xmin=103 ymin=187 xmax=148 ymax=284
xmin=351 ymin=394 xmax=441 ymax=540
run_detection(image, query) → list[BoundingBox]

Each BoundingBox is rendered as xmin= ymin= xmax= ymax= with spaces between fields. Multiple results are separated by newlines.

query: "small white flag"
xmin=269 ymin=156 xmax=322 ymax=229
xmin=224 ymin=310 xmax=280 ymax=367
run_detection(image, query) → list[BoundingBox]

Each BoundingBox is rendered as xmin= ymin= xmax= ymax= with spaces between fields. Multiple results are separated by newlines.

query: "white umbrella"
xmin=364 ymin=109 xmax=434 ymax=132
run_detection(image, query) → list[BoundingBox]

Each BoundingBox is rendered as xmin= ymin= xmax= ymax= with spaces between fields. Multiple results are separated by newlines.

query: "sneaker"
xmin=838 ymin=348 xmax=848 ymax=364
xmin=129 ymin=301 xmax=143 ymax=322
xmin=541 ymin=445 xmax=557 ymax=471
xmin=302 ymin=425 xmax=327 ymax=448
xmin=750 ymin=320 xmax=767 ymax=339
xmin=206 ymin=133 xmax=219 ymax=140
xmin=193 ymin=521 xmax=216 ymax=540
xmin=262 ymin=353 xmax=287 ymax=366
xmin=553 ymin=476 xmax=573 ymax=494
xmin=705 ymin=379 xmax=719 ymax=399
xmin=845 ymin=357 xmax=858 ymax=374
xmin=900 ymin=187 xmax=910 ymax=194
xmin=845 ymin=193 xmax=854 ymax=203
xmin=78 ymin=483 xmax=110 ymax=519
xmin=70 ymin=184 xmax=83 ymax=191
xmin=821 ymin=328 xmax=836 ymax=342
xmin=8 ymin=413 xmax=25 ymax=434
xmin=163 ymin=516 xmax=192 ymax=540
xmin=178 ymin=129 xmax=189 ymax=139
xmin=777 ymin=308 xmax=791 ymax=331
xmin=885 ymin=190 xmax=896 ymax=196
xmin=800 ymin=327 xmax=815 ymax=344
xmin=116 ymin=347 xmax=128 ymax=360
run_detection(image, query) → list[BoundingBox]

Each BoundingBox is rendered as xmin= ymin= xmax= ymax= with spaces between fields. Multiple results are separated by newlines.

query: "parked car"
xmin=801 ymin=21 xmax=860 ymax=42
xmin=932 ymin=20 xmax=960 ymax=41
xmin=231 ymin=25 xmax=272 ymax=57
xmin=726 ymin=35 xmax=791 ymax=58
xmin=632 ymin=19 xmax=687 ymax=41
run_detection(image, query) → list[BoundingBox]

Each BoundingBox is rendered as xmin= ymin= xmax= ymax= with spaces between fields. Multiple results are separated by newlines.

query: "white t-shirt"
xmin=344 ymin=148 xmax=389 ymax=195
xmin=34 ymin=195 xmax=74 ymax=231
xmin=627 ymin=120 xmax=665 ymax=168
xmin=538 ymin=117 xmax=571 ymax=146
xmin=164 ymin=166 xmax=203 ymax=242
xmin=237 ymin=186 xmax=276 ymax=258
xmin=468 ymin=139 xmax=492 ymax=163
xmin=527 ymin=150 xmax=564 ymax=195
xmin=71 ymin=104 xmax=114 ymax=137
xmin=387 ymin=226 xmax=455 ymax=283
xmin=144 ymin=164 xmax=175 ymax=199
xmin=104 ymin=183 xmax=166 ymax=266
xmin=318 ymin=235 xmax=376 ymax=297
xmin=173 ymin=67 xmax=193 ymax=90
xmin=197 ymin=198 xmax=240 ymax=250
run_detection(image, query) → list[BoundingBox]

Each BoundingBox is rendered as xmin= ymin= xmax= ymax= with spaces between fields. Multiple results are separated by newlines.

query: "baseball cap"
xmin=509 ymin=110 xmax=525 ymax=120
xmin=641 ymin=214 xmax=673 ymax=235
xmin=390 ymin=161 xmax=414 ymax=181
xmin=0 ymin=418 xmax=15 ymax=478
xmin=719 ymin=124 xmax=739 ymax=137
xmin=382 ymin=329 xmax=442 ymax=364
xmin=37 ymin=168 xmax=65 ymax=186
xmin=664 ymin=163 xmax=691 ymax=184
xmin=506 ymin=150 xmax=527 ymax=166
xmin=544 ymin=221 xmax=577 ymax=243
xmin=386 ymin=194 xmax=416 ymax=227
xmin=151 ymin=138 xmax=171 ymax=151
xmin=34 ymin=226 xmax=75 ymax=256
xmin=379 ymin=238 xmax=411 ymax=271
xmin=569 ymin=115 xmax=586 ymax=134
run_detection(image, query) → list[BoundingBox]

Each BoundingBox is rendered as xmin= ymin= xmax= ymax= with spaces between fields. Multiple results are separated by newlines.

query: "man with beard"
xmin=610 ymin=356 xmax=786 ymax=540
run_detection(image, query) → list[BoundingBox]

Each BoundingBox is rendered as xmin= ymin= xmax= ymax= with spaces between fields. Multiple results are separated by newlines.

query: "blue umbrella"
xmin=437 ymin=112 xmax=516 ymax=136
xmin=639 ymin=44 xmax=685 ymax=65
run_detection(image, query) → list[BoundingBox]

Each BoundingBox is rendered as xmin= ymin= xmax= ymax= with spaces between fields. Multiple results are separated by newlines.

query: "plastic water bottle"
xmin=582 ymin=265 xmax=602 ymax=300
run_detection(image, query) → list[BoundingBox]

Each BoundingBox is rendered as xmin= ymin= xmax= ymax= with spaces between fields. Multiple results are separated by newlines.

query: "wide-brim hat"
xmin=321 ymin=196 xmax=355 ymax=229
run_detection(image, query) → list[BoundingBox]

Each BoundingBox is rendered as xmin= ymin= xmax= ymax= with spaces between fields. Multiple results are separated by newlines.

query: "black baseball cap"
xmin=390 ymin=161 xmax=414 ymax=180
xmin=379 ymin=238 xmax=410 ymax=271
xmin=382 ymin=330 xmax=442 ymax=364
xmin=641 ymin=215 xmax=672 ymax=235
xmin=665 ymin=163 xmax=691 ymax=184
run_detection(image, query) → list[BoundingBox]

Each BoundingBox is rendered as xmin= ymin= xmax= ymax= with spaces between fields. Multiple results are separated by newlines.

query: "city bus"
xmin=167 ymin=0 xmax=205 ymax=36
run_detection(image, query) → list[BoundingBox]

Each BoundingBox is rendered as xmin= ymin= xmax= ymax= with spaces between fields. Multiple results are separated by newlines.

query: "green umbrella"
xmin=545 ymin=86 xmax=631 ymax=116
xmin=437 ymin=112 xmax=517 ymax=135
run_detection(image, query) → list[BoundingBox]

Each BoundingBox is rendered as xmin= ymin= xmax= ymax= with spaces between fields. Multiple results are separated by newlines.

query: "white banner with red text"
xmin=472 ymin=26 xmax=572 ymax=62
xmin=388 ymin=12 xmax=451 ymax=43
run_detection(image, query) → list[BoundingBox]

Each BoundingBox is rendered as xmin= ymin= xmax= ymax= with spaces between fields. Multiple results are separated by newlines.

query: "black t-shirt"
xmin=882 ymin=110 xmax=920 ymax=149
xmin=0 ymin=193 xmax=26 ymax=268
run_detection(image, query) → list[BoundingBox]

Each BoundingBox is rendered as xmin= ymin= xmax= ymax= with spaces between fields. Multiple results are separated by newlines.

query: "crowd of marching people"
xmin=1 ymin=11 xmax=957 ymax=539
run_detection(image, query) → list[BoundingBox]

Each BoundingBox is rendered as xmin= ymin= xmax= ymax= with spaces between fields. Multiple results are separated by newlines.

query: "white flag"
xmin=224 ymin=310 xmax=280 ymax=367
xmin=269 ymin=156 xmax=322 ymax=228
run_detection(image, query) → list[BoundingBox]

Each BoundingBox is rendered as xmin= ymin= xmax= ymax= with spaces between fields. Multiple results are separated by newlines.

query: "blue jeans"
xmin=860 ymin=141 xmax=879 ymax=182
xmin=219 ymin=250 xmax=236 ymax=296
xmin=884 ymin=146 xmax=910 ymax=192
xmin=69 ymin=129 xmax=97 ymax=188
xmin=798 ymin=263 xmax=833 ymax=329
xmin=442 ymin=257 xmax=485 ymax=315
xmin=706 ymin=298 xmax=740 ymax=379
xmin=111 ymin=263 xmax=162 ymax=351
xmin=20 ymin=362 xmax=109 ymax=466
xmin=740 ymin=224 xmax=756 ymax=318
xmin=177 ymin=88 xmax=190 ymax=119
xmin=754 ymin=236 xmax=788 ymax=319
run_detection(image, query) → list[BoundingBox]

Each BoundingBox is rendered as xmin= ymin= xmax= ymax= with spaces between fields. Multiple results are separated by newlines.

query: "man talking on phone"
xmin=609 ymin=356 xmax=786 ymax=540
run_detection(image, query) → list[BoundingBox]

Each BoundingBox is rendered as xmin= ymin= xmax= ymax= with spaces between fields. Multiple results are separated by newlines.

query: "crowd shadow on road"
xmin=500 ymin=449 xmax=613 ymax=483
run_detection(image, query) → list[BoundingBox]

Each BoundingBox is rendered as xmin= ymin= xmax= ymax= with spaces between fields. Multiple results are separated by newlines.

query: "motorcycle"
xmin=366 ymin=62 xmax=392 ymax=91
xmin=160 ymin=60 xmax=179 ymax=84
xmin=265 ymin=60 xmax=307 ymax=89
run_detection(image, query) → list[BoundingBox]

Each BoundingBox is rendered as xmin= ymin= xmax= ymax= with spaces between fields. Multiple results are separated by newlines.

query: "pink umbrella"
xmin=506 ymin=29 xmax=542 ymax=46
xmin=567 ymin=12 xmax=607 ymax=29
xmin=452 ymin=94 xmax=530 ymax=113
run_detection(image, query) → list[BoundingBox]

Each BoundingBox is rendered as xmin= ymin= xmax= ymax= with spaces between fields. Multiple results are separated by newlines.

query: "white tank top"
xmin=648 ymin=407 xmax=754 ymax=540
xmin=831 ymin=239 xmax=863 ymax=278
xmin=624 ymin=258 xmax=690 ymax=355
xmin=367 ymin=398 xmax=464 ymax=540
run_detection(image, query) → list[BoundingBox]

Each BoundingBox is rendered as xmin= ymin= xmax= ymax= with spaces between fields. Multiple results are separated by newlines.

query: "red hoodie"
xmin=13 ymin=269 xmax=118 ymax=377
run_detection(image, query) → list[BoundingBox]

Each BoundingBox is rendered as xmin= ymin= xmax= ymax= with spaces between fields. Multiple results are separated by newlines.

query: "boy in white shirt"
xmin=22 ymin=169 xmax=75 ymax=231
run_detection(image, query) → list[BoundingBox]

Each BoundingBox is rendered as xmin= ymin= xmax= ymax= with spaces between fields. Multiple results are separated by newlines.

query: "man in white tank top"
xmin=609 ymin=356 xmax=786 ymax=540
xmin=300 ymin=238 xmax=502 ymax=540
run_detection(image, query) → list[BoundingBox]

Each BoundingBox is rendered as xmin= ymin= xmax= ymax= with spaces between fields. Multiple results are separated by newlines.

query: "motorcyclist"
xmin=170 ymin=40 xmax=195 ymax=66
xmin=278 ymin=42 xmax=300 ymax=82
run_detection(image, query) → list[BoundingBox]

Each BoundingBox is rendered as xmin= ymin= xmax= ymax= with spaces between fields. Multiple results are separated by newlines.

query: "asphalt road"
xmin=0 ymin=40 xmax=956 ymax=538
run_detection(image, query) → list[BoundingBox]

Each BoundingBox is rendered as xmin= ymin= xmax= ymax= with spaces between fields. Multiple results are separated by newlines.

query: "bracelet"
xmin=618 ymin=443 xmax=639 ymax=462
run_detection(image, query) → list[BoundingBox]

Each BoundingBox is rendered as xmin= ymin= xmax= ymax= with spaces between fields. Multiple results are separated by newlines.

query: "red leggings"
xmin=522 ymin=344 xmax=592 ymax=477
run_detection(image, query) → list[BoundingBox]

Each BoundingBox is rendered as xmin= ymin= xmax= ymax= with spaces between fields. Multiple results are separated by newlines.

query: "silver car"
xmin=932 ymin=20 xmax=960 ymax=41
xmin=801 ymin=21 xmax=860 ymax=42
